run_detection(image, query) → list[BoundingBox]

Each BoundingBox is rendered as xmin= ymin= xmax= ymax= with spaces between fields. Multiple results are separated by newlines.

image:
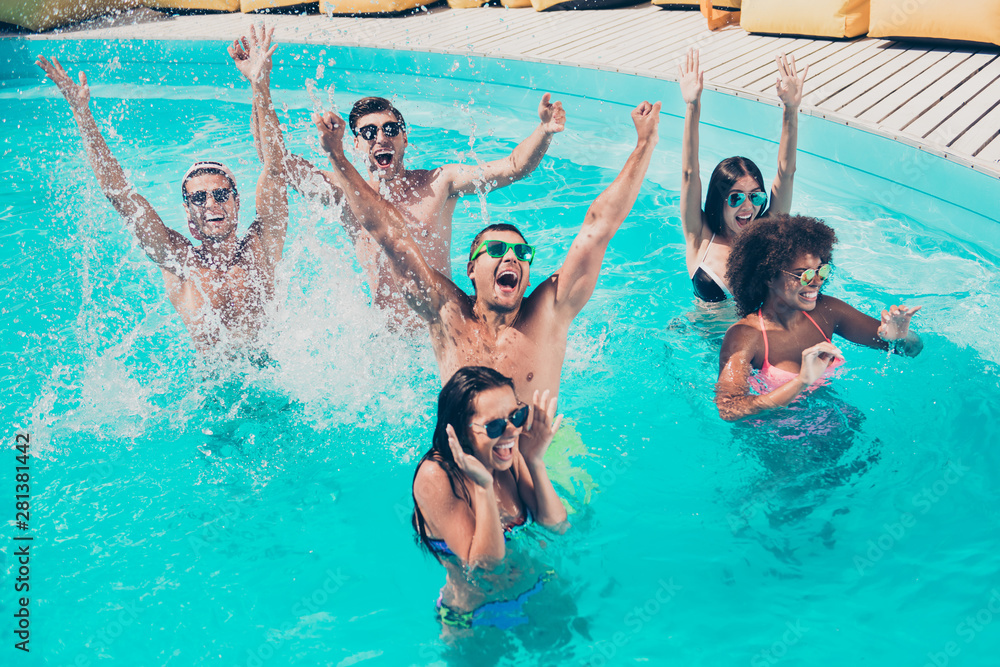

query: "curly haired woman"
xmin=715 ymin=214 xmax=923 ymax=421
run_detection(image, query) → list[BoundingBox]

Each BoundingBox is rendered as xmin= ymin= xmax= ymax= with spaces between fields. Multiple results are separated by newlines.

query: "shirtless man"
xmin=36 ymin=26 xmax=287 ymax=353
xmin=271 ymin=94 xmax=565 ymax=325
xmin=311 ymin=101 xmax=660 ymax=399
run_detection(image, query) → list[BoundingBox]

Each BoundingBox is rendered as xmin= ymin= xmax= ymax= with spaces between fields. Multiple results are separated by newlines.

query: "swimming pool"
xmin=3 ymin=37 xmax=1000 ymax=665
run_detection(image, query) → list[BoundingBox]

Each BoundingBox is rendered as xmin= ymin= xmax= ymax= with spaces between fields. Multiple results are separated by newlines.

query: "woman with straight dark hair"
xmin=678 ymin=48 xmax=808 ymax=302
xmin=412 ymin=366 xmax=567 ymax=630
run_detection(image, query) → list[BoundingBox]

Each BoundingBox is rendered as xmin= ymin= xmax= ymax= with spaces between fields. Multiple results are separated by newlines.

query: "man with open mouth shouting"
xmin=260 ymin=94 xmax=565 ymax=328
xmin=37 ymin=26 xmax=289 ymax=354
xmin=311 ymin=101 xmax=659 ymax=399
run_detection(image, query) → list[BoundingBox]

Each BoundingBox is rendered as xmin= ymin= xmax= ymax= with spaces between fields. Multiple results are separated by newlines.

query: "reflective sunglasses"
xmin=185 ymin=187 xmax=235 ymax=207
xmin=469 ymin=240 xmax=535 ymax=264
xmin=356 ymin=121 xmax=404 ymax=141
xmin=782 ymin=264 xmax=832 ymax=286
xmin=726 ymin=191 xmax=767 ymax=208
xmin=473 ymin=404 xmax=529 ymax=439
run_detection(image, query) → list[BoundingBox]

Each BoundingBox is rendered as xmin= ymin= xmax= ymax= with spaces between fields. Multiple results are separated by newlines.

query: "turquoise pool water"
xmin=3 ymin=38 xmax=1000 ymax=665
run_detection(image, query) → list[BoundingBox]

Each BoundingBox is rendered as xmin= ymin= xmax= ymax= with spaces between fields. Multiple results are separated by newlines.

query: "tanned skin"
xmin=311 ymin=102 xmax=661 ymax=399
xmin=37 ymin=26 xmax=289 ymax=353
xmin=254 ymin=95 xmax=565 ymax=325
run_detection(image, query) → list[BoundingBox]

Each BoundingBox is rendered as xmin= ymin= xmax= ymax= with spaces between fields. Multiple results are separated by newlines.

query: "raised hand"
xmin=538 ymin=93 xmax=566 ymax=134
xmin=798 ymin=341 xmax=843 ymax=385
xmin=878 ymin=304 xmax=921 ymax=341
xmin=312 ymin=110 xmax=347 ymax=161
xmin=631 ymin=100 xmax=661 ymax=144
xmin=518 ymin=389 xmax=563 ymax=466
xmin=678 ymin=48 xmax=704 ymax=106
xmin=228 ymin=23 xmax=276 ymax=85
xmin=36 ymin=56 xmax=90 ymax=111
xmin=446 ymin=424 xmax=493 ymax=489
xmin=775 ymin=53 xmax=808 ymax=109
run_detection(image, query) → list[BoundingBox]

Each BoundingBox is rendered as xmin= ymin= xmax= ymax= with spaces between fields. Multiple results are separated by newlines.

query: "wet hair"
xmin=704 ymin=156 xmax=767 ymax=237
xmin=348 ymin=97 xmax=406 ymax=135
xmin=467 ymin=223 xmax=529 ymax=292
xmin=411 ymin=366 xmax=516 ymax=559
xmin=726 ymin=214 xmax=837 ymax=318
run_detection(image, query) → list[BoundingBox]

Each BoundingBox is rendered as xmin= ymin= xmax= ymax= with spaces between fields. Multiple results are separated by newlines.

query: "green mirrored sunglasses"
xmin=782 ymin=264 xmax=832 ymax=286
xmin=469 ymin=240 xmax=535 ymax=264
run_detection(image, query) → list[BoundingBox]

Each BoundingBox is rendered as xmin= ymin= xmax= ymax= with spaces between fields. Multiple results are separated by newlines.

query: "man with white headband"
xmin=36 ymin=26 xmax=288 ymax=354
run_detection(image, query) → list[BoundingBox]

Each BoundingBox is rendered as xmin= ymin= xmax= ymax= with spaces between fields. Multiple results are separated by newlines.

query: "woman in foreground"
xmin=715 ymin=214 xmax=922 ymax=421
xmin=412 ymin=366 xmax=567 ymax=631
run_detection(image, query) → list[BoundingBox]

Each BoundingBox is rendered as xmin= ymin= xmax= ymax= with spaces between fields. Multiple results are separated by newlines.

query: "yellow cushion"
xmin=320 ymin=0 xmax=434 ymax=12
xmin=741 ymin=0 xmax=869 ymax=38
xmin=0 ymin=0 xmax=139 ymax=30
xmin=241 ymin=0 xmax=311 ymax=10
xmin=869 ymin=0 xmax=1000 ymax=45
xmin=500 ymin=0 xmax=532 ymax=6
xmin=447 ymin=0 xmax=488 ymax=7
xmin=145 ymin=0 xmax=240 ymax=9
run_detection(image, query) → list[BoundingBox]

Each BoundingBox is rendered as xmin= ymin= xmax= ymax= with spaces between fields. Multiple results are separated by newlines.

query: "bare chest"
xmin=436 ymin=321 xmax=565 ymax=399
xmin=167 ymin=261 xmax=270 ymax=337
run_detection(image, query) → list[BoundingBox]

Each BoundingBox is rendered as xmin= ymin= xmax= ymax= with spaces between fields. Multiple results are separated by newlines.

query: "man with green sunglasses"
xmin=258 ymin=93 xmax=566 ymax=329
xmin=313 ymin=100 xmax=661 ymax=400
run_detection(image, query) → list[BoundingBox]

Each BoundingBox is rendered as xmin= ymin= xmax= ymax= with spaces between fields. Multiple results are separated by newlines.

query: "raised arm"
xmin=767 ymin=53 xmax=808 ymax=216
xmin=715 ymin=322 xmax=843 ymax=421
xmin=313 ymin=110 xmax=464 ymax=320
xmin=230 ymin=26 xmax=287 ymax=269
xmin=514 ymin=390 xmax=568 ymax=528
xmin=553 ymin=101 xmax=660 ymax=318
xmin=249 ymin=104 xmax=356 ymax=235
xmin=36 ymin=56 xmax=190 ymax=275
xmin=445 ymin=93 xmax=565 ymax=196
xmin=678 ymin=48 xmax=707 ymax=248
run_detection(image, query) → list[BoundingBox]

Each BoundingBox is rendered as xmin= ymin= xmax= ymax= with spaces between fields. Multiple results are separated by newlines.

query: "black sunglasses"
xmin=185 ymin=188 xmax=235 ymax=207
xmin=473 ymin=405 xmax=529 ymax=439
xmin=356 ymin=121 xmax=404 ymax=141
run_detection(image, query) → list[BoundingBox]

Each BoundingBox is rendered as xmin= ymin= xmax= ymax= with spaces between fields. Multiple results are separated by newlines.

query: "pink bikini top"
xmin=748 ymin=309 xmax=844 ymax=394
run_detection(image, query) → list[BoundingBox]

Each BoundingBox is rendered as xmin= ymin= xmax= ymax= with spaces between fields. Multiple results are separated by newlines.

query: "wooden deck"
xmin=12 ymin=4 xmax=1000 ymax=177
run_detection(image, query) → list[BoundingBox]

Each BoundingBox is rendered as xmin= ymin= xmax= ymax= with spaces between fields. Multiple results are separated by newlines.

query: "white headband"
xmin=181 ymin=161 xmax=237 ymax=192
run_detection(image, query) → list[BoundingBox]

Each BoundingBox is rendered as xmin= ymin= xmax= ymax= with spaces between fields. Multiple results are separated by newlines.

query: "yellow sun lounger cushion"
xmin=869 ymin=0 xmax=1000 ymax=46
xmin=740 ymin=0 xmax=869 ymax=38
xmin=241 ymin=0 xmax=313 ymax=11
xmin=320 ymin=0 xmax=435 ymax=12
xmin=0 ymin=0 xmax=139 ymax=31
xmin=145 ymin=0 xmax=240 ymax=10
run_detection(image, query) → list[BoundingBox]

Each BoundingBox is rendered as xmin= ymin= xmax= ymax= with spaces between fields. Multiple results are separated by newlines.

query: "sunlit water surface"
xmin=2 ymin=39 xmax=1000 ymax=666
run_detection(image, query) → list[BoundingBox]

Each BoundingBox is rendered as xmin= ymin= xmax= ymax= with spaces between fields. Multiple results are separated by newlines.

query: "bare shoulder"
xmin=413 ymin=458 xmax=462 ymax=507
xmin=814 ymin=294 xmax=852 ymax=322
xmin=721 ymin=317 xmax=762 ymax=360
xmin=408 ymin=167 xmax=442 ymax=186
xmin=521 ymin=272 xmax=560 ymax=317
